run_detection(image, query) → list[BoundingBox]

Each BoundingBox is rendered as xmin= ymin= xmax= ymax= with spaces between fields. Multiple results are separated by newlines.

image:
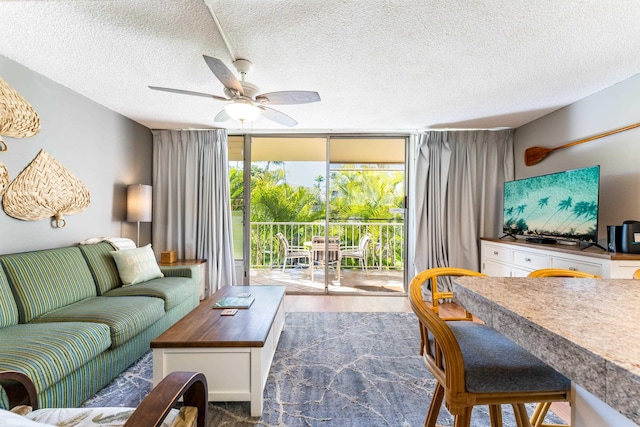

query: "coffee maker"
xmin=621 ymin=220 xmax=640 ymax=254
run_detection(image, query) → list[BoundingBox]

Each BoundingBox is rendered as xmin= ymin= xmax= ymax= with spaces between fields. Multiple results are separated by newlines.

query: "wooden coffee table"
xmin=151 ymin=285 xmax=285 ymax=416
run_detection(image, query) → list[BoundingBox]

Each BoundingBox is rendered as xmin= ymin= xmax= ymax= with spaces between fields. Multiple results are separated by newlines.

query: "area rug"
xmin=83 ymin=312 xmax=565 ymax=426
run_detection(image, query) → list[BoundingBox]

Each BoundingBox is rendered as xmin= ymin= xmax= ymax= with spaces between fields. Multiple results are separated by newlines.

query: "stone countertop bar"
xmin=452 ymin=276 xmax=640 ymax=425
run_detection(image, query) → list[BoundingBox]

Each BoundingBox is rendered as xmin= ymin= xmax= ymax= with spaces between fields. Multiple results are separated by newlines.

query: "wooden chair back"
xmin=410 ymin=267 xmax=486 ymax=318
xmin=528 ymin=268 xmax=600 ymax=278
xmin=409 ymin=280 xmax=469 ymax=415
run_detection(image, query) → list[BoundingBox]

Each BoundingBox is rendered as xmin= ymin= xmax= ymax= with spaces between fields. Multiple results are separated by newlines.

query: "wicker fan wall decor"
xmin=0 ymin=76 xmax=41 ymax=151
xmin=2 ymin=150 xmax=90 ymax=227
xmin=0 ymin=163 xmax=8 ymax=196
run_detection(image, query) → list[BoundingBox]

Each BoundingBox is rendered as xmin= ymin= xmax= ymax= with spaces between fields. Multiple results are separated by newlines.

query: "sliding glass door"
xmin=327 ymin=138 xmax=406 ymax=294
xmin=231 ymin=134 xmax=408 ymax=294
xmin=249 ymin=137 xmax=328 ymax=293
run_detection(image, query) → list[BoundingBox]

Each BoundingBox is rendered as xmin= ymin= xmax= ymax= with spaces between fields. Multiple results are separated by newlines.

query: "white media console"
xmin=480 ymin=237 xmax=640 ymax=278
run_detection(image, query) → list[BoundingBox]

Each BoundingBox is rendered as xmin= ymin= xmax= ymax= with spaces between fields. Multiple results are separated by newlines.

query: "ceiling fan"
xmin=149 ymin=55 xmax=320 ymax=127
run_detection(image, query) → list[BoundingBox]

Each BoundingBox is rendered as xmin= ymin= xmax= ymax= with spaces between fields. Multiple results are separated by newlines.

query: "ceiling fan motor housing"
xmin=223 ymin=80 xmax=260 ymax=99
xmin=232 ymin=58 xmax=253 ymax=75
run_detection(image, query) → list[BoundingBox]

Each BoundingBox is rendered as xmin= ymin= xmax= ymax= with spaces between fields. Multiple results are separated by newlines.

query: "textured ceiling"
xmin=2 ymin=1 xmax=640 ymax=133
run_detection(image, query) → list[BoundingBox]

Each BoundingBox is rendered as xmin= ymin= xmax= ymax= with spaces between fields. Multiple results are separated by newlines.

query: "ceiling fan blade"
xmin=260 ymin=106 xmax=298 ymax=127
xmin=256 ymin=91 xmax=321 ymax=105
xmin=149 ymin=86 xmax=227 ymax=101
xmin=202 ymin=55 xmax=243 ymax=95
xmin=214 ymin=109 xmax=231 ymax=122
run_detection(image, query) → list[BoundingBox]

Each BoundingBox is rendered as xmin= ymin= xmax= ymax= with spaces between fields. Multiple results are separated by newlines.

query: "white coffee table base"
xmin=153 ymin=298 xmax=285 ymax=416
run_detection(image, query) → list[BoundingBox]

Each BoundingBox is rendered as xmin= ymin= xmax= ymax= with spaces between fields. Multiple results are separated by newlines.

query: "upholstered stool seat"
xmin=448 ymin=321 xmax=570 ymax=394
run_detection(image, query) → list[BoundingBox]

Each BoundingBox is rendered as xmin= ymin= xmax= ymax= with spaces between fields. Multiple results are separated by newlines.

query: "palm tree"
xmin=540 ymin=196 xmax=572 ymax=233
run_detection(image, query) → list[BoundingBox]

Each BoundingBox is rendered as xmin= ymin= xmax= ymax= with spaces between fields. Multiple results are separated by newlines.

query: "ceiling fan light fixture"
xmin=224 ymin=100 xmax=261 ymax=122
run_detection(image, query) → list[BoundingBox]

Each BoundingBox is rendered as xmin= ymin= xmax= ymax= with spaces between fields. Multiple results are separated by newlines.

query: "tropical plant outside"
xmin=230 ymin=161 xmax=405 ymax=269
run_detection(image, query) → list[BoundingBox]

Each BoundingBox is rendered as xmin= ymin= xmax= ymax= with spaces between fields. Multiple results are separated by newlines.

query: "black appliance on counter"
xmin=610 ymin=220 xmax=640 ymax=253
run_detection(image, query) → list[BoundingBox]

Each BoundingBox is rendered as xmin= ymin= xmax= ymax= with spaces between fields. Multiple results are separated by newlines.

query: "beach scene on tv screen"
xmin=503 ymin=166 xmax=599 ymax=242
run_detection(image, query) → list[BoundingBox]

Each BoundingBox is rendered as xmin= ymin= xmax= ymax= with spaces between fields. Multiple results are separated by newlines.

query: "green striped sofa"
xmin=0 ymin=242 xmax=200 ymax=408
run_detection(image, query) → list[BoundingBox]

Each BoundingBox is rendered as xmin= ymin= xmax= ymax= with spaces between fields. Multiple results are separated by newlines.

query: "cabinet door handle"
xmin=524 ymin=257 xmax=532 ymax=262
xmin=493 ymin=251 xmax=499 ymax=255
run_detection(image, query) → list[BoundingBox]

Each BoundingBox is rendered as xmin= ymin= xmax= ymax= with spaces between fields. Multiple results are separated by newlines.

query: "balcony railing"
xmin=250 ymin=221 xmax=404 ymax=270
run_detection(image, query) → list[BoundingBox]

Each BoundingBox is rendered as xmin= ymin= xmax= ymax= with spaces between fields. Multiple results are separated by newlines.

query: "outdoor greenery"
xmin=229 ymin=162 xmax=405 ymax=269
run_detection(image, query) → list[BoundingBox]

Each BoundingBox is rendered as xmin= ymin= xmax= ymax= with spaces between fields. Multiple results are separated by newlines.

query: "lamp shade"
xmin=224 ymin=100 xmax=261 ymax=122
xmin=126 ymin=184 xmax=152 ymax=222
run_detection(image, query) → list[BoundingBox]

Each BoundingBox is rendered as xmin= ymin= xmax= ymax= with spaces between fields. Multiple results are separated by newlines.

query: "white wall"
xmin=0 ymin=55 xmax=152 ymax=254
xmin=513 ymin=72 xmax=640 ymax=248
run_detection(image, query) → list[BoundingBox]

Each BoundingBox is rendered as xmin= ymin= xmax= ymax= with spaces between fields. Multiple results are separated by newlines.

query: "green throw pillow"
xmin=111 ymin=244 xmax=164 ymax=286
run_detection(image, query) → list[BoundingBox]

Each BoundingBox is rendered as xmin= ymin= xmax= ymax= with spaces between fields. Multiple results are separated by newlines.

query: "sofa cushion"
xmin=30 ymin=296 xmax=165 ymax=348
xmin=0 ymin=266 xmax=18 ymax=328
xmin=103 ymin=276 xmax=197 ymax=311
xmin=78 ymin=242 xmax=123 ymax=295
xmin=0 ymin=322 xmax=111 ymax=393
xmin=0 ymin=247 xmax=97 ymax=323
xmin=110 ymin=245 xmax=164 ymax=286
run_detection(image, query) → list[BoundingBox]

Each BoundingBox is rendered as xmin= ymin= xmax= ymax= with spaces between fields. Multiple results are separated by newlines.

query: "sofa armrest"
xmin=124 ymin=371 xmax=208 ymax=427
xmin=159 ymin=267 xmax=194 ymax=279
xmin=0 ymin=371 xmax=39 ymax=410
xmin=0 ymin=371 xmax=207 ymax=427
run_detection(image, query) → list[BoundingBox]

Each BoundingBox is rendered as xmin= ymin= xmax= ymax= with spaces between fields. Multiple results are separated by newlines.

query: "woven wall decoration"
xmin=0 ymin=163 xmax=8 ymax=197
xmin=0 ymin=76 xmax=42 ymax=152
xmin=2 ymin=150 xmax=91 ymax=228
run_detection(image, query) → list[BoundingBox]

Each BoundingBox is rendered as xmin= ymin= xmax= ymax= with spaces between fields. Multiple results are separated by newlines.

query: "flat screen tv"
xmin=502 ymin=165 xmax=600 ymax=244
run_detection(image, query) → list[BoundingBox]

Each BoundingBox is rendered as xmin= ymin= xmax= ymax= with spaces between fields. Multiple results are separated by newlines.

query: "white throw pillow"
xmin=111 ymin=244 xmax=164 ymax=286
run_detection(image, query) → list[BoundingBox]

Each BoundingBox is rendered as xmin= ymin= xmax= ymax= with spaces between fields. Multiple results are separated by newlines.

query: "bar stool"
xmin=633 ymin=269 xmax=640 ymax=279
xmin=527 ymin=268 xmax=600 ymax=426
xmin=409 ymin=269 xmax=572 ymax=427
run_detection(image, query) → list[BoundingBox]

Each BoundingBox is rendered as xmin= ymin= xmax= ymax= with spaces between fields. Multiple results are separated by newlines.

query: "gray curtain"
xmin=152 ymin=129 xmax=236 ymax=296
xmin=413 ymin=130 xmax=513 ymax=291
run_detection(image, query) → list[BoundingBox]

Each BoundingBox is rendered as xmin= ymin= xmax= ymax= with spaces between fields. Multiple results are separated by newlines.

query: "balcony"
xmin=249 ymin=221 xmax=405 ymax=294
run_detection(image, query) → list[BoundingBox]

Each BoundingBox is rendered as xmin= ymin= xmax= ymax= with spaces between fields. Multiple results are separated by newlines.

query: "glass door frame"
xmin=238 ymin=133 xmax=410 ymax=293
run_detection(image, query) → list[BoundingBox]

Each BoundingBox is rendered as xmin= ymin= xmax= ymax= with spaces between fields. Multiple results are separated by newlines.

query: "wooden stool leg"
xmin=425 ymin=382 xmax=445 ymax=427
xmin=530 ymin=402 xmax=569 ymax=427
xmin=512 ymin=403 xmax=532 ymax=427
xmin=453 ymin=406 xmax=473 ymax=427
xmin=489 ymin=404 xmax=503 ymax=427
xmin=531 ymin=402 xmax=550 ymax=427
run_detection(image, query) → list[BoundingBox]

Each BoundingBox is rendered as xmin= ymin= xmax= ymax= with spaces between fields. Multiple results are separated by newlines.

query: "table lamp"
xmin=126 ymin=184 xmax=152 ymax=247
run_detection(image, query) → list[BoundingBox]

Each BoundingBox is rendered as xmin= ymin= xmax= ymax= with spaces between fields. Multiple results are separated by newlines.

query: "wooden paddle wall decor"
xmin=524 ymin=122 xmax=640 ymax=166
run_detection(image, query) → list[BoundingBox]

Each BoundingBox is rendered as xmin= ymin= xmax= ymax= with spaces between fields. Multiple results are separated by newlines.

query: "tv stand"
xmin=480 ymin=238 xmax=640 ymax=278
xmin=500 ymin=232 xmax=518 ymax=240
